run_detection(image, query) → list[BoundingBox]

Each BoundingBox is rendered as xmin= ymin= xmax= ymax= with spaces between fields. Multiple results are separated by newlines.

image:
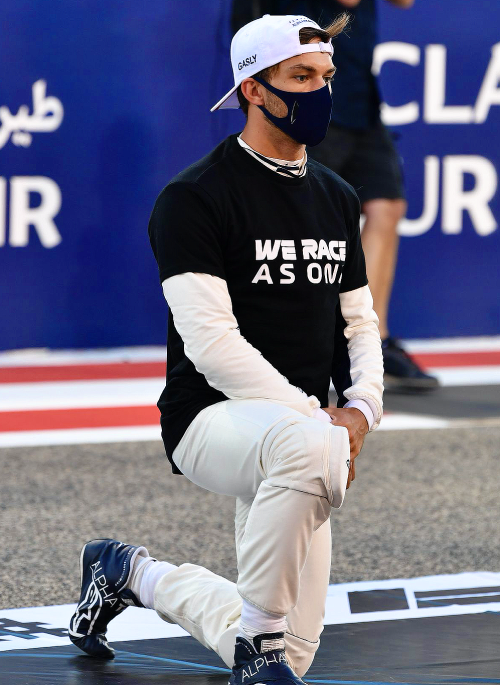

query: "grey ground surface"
xmin=2 ymin=423 xmax=499 ymax=610
xmin=383 ymin=383 xmax=500 ymax=419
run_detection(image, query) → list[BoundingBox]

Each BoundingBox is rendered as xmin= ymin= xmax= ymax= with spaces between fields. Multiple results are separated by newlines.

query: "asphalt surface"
xmin=2 ymin=420 xmax=499 ymax=610
xmin=383 ymin=383 xmax=500 ymax=419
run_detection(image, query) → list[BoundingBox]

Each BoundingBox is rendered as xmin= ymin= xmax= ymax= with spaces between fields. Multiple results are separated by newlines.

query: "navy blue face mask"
xmin=252 ymin=75 xmax=333 ymax=147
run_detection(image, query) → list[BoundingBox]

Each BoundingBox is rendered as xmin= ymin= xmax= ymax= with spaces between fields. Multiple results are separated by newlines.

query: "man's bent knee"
xmin=261 ymin=418 xmax=350 ymax=508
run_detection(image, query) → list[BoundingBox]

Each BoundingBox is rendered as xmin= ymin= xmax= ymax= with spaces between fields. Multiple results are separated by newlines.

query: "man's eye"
xmin=324 ymin=76 xmax=334 ymax=83
xmin=295 ymin=75 xmax=307 ymax=82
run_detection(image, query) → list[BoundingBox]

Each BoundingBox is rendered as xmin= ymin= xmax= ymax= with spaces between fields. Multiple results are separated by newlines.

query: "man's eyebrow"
xmin=288 ymin=63 xmax=336 ymax=74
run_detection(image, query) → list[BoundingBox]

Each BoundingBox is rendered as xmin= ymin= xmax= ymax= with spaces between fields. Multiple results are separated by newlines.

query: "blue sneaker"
xmin=229 ymin=632 xmax=307 ymax=684
xmin=68 ymin=538 xmax=148 ymax=659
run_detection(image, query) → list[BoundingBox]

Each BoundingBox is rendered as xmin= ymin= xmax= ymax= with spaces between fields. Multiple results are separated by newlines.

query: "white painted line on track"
xmin=0 ymin=425 xmax=162 ymax=448
xmin=0 ymin=603 xmax=187 ymax=652
xmin=378 ymin=414 xmax=450 ymax=430
xmin=324 ymin=570 xmax=500 ymax=625
xmin=430 ymin=365 xmax=500 ymax=386
xmin=404 ymin=336 xmax=500 ymax=353
xmin=0 ymin=378 xmax=165 ymax=411
xmin=1 ymin=571 xmax=500 ymax=652
xmin=0 ymin=347 xmax=167 ymax=367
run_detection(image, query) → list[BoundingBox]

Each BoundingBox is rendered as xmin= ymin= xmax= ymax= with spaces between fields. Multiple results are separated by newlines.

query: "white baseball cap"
xmin=211 ymin=14 xmax=333 ymax=112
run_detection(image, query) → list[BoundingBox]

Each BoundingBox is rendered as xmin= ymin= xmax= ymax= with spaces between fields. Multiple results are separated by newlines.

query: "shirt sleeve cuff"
xmin=345 ymin=399 xmax=374 ymax=430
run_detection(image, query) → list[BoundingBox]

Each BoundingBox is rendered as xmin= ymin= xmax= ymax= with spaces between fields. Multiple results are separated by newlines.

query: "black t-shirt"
xmin=231 ymin=0 xmax=381 ymax=130
xmin=148 ymin=134 xmax=367 ymax=473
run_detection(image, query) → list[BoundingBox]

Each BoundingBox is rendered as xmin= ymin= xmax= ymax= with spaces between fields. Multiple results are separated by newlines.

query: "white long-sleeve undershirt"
xmin=339 ymin=286 xmax=383 ymax=428
xmin=163 ymin=273 xmax=383 ymax=430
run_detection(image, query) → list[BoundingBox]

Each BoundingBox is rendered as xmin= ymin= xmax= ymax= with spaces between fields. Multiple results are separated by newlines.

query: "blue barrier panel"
xmin=0 ymin=0 xmax=498 ymax=349
xmin=378 ymin=0 xmax=500 ymax=338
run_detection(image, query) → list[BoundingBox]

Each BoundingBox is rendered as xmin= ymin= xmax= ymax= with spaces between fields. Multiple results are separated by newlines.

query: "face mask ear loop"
xmin=252 ymin=75 xmax=293 ymax=122
xmin=252 ymin=75 xmax=284 ymax=100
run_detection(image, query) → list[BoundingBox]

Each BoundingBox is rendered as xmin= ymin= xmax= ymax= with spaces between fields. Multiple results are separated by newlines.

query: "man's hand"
xmin=322 ymin=407 xmax=369 ymax=488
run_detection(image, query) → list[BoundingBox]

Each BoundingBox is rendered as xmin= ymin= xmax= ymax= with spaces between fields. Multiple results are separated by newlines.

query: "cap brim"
xmin=211 ymin=85 xmax=240 ymax=112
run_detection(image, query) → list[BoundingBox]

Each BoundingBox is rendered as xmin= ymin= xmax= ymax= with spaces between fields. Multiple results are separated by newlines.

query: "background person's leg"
xmin=339 ymin=121 xmax=406 ymax=341
xmin=310 ymin=121 xmax=405 ymax=340
xmin=329 ymin=121 xmax=438 ymax=389
xmin=361 ymin=197 xmax=406 ymax=340
xmin=360 ymin=193 xmax=438 ymax=387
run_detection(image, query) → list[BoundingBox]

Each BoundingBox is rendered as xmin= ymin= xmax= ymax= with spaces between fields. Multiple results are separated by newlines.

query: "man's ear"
xmin=240 ymin=78 xmax=265 ymax=107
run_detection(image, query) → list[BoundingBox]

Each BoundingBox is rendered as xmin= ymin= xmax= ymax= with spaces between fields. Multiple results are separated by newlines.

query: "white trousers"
xmin=153 ymin=399 xmax=350 ymax=677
